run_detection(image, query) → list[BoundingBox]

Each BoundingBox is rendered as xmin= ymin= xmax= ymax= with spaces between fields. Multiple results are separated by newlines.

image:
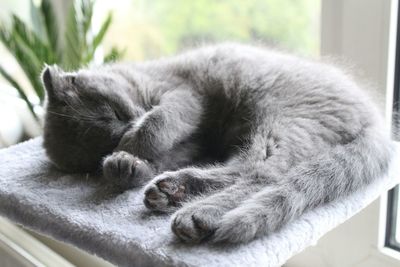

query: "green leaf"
xmin=84 ymin=12 xmax=112 ymax=63
xmin=0 ymin=26 xmax=45 ymax=101
xmin=104 ymin=46 xmax=125 ymax=63
xmin=40 ymin=0 xmax=60 ymax=61
xmin=63 ymin=1 xmax=84 ymax=69
xmin=0 ymin=64 xmax=38 ymax=120
xmin=30 ymin=0 xmax=46 ymax=41
xmin=92 ymin=12 xmax=112 ymax=52
xmin=12 ymin=39 xmax=44 ymax=100
xmin=11 ymin=14 xmax=53 ymax=63
xmin=81 ymin=0 xmax=94 ymax=36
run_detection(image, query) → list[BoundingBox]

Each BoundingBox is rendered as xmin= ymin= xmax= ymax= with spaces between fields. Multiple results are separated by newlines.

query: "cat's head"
xmin=41 ymin=65 xmax=144 ymax=172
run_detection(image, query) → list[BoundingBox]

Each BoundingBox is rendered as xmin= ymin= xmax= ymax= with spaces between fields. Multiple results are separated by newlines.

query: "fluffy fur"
xmin=42 ymin=43 xmax=393 ymax=243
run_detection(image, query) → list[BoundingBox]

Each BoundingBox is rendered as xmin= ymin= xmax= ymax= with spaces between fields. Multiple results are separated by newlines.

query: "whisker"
xmin=47 ymin=111 xmax=96 ymax=122
xmin=81 ymin=125 xmax=95 ymax=139
xmin=63 ymin=97 xmax=98 ymax=120
xmin=66 ymin=102 xmax=97 ymax=120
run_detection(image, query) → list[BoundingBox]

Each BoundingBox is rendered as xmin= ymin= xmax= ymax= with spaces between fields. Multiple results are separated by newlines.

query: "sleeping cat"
xmin=42 ymin=43 xmax=393 ymax=244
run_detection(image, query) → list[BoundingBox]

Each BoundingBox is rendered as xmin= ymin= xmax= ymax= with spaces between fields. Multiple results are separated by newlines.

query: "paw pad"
xmin=143 ymin=175 xmax=187 ymax=212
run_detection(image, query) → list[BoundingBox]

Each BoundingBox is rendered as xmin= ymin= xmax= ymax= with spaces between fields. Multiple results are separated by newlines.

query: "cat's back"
xmin=134 ymin=43 xmax=381 ymax=131
xmin=175 ymin=44 xmax=383 ymax=141
xmin=173 ymin=44 xmax=373 ymax=111
xmin=166 ymin=43 xmax=362 ymax=98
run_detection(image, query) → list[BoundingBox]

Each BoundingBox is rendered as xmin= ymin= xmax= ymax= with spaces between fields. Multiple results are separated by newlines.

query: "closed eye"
xmin=105 ymin=102 xmax=130 ymax=122
xmin=114 ymin=109 xmax=123 ymax=121
xmin=114 ymin=108 xmax=128 ymax=122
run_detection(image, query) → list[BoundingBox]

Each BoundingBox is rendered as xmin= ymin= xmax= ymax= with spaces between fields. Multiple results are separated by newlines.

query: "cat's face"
xmin=41 ymin=65 xmax=144 ymax=172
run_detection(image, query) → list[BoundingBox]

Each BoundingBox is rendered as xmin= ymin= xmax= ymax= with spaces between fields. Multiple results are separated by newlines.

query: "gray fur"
xmin=42 ymin=43 xmax=393 ymax=244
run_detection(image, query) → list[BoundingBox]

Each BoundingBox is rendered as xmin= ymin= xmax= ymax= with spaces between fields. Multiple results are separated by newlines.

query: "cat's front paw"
xmin=143 ymin=173 xmax=187 ymax=212
xmin=102 ymin=151 xmax=153 ymax=188
xmin=171 ymin=205 xmax=223 ymax=243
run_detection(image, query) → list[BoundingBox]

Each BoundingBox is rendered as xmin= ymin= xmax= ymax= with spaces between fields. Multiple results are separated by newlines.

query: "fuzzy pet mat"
xmin=0 ymin=137 xmax=399 ymax=267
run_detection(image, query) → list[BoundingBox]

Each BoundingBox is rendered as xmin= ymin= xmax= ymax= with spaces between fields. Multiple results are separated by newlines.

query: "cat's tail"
xmin=213 ymin=126 xmax=395 ymax=243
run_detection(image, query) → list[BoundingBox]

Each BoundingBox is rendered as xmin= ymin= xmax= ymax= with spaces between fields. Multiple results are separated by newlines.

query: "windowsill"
xmin=0 ymin=217 xmax=73 ymax=266
xmin=375 ymin=247 xmax=400 ymax=265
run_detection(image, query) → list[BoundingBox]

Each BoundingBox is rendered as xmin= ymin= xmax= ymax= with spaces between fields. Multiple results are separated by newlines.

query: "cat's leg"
xmin=160 ymin=131 xmax=285 ymax=242
xmin=170 ymin=181 xmax=267 ymax=243
xmin=143 ymin=165 xmax=243 ymax=212
xmin=212 ymin=184 xmax=300 ymax=243
xmin=103 ymin=89 xmax=202 ymax=187
xmin=116 ymin=89 xmax=202 ymax=160
xmin=142 ymin=140 xmax=279 ymax=212
xmin=210 ymin=133 xmax=392 ymax=243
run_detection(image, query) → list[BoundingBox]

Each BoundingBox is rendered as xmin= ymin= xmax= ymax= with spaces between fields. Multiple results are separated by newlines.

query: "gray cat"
xmin=42 ymin=43 xmax=393 ymax=244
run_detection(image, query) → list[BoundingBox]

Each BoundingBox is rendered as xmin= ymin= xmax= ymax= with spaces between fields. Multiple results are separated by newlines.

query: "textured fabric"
xmin=0 ymin=137 xmax=398 ymax=267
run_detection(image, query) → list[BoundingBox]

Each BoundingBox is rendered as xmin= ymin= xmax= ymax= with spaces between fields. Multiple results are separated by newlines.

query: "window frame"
xmin=386 ymin=0 xmax=400 ymax=252
xmin=387 ymin=186 xmax=400 ymax=250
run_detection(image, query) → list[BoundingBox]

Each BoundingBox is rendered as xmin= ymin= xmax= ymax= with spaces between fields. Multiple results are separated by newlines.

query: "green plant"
xmin=0 ymin=0 xmax=124 ymax=121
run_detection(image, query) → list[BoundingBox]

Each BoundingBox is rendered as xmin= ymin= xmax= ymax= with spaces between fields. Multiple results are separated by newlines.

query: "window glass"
xmin=94 ymin=0 xmax=321 ymax=61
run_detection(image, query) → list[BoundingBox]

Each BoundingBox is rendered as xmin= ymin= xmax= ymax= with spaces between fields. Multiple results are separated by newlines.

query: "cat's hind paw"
xmin=102 ymin=151 xmax=153 ymax=189
xmin=143 ymin=173 xmax=186 ymax=212
xmin=212 ymin=211 xmax=259 ymax=243
xmin=171 ymin=205 xmax=222 ymax=243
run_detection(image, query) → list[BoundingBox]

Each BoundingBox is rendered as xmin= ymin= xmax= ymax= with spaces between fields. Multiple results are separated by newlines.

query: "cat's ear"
xmin=41 ymin=64 xmax=61 ymax=100
xmin=42 ymin=65 xmax=77 ymax=100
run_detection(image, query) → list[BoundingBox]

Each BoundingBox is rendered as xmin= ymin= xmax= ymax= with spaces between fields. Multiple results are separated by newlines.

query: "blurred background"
xmin=95 ymin=0 xmax=320 ymax=60
xmin=0 ymin=0 xmax=320 ymax=148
